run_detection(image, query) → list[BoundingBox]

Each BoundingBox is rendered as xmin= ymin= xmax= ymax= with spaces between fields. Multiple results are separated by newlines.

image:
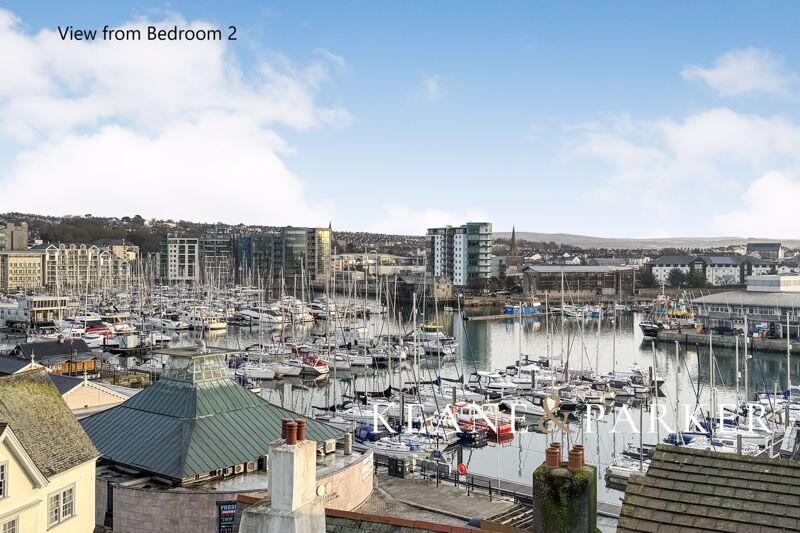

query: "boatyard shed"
xmin=81 ymin=346 xmax=344 ymax=484
xmin=618 ymin=444 xmax=800 ymax=532
xmin=8 ymin=338 xmax=97 ymax=374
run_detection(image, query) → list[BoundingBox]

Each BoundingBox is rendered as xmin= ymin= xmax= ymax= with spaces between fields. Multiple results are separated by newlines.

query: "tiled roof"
xmin=618 ymin=444 xmax=800 ymax=532
xmin=0 ymin=371 xmax=98 ymax=478
xmin=81 ymin=351 xmax=343 ymax=481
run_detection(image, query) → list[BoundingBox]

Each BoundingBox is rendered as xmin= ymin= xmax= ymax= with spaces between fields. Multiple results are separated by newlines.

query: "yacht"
xmin=466 ymin=371 xmax=519 ymax=395
xmin=181 ymin=307 xmax=228 ymax=330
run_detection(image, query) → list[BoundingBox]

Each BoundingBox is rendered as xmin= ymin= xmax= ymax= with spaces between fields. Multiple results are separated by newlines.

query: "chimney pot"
xmin=545 ymin=446 xmax=560 ymax=469
xmin=568 ymin=449 xmax=582 ymax=471
xmin=285 ymin=421 xmax=298 ymax=445
xmin=281 ymin=419 xmax=292 ymax=440
xmin=295 ymin=419 xmax=306 ymax=441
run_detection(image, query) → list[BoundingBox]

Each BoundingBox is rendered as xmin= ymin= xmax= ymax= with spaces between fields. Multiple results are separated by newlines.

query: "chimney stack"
xmin=533 ymin=443 xmax=596 ymax=532
xmin=295 ymin=419 xmax=306 ymax=442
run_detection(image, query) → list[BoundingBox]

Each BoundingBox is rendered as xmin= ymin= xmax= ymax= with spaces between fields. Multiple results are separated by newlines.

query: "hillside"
xmin=495 ymin=231 xmax=800 ymax=250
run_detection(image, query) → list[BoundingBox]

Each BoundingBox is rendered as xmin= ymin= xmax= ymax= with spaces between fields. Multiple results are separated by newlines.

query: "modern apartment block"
xmin=426 ymin=222 xmax=493 ymax=286
xmin=160 ymin=235 xmax=199 ymax=282
xmin=272 ymin=227 xmax=332 ymax=283
xmin=232 ymin=227 xmax=332 ymax=285
xmin=199 ymin=230 xmax=234 ymax=285
xmin=0 ymin=221 xmax=28 ymax=250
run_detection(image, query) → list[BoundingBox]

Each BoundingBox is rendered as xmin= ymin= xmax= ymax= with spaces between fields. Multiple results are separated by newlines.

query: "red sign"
xmin=457 ymin=463 xmax=468 ymax=475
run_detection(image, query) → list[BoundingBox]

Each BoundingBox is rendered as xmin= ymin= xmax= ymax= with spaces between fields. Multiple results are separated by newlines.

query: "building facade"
xmin=40 ymin=244 xmax=133 ymax=290
xmin=522 ymin=265 xmax=636 ymax=298
xmin=160 ymin=235 xmax=199 ymax=283
xmin=745 ymin=242 xmax=783 ymax=260
xmin=426 ymin=222 xmax=493 ymax=286
xmin=199 ymin=231 xmax=234 ymax=285
xmin=0 ymin=222 xmax=28 ymax=251
xmin=651 ymin=254 xmax=771 ymax=286
xmin=232 ymin=228 xmax=332 ymax=286
xmin=0 ymin=371 xmax=98 ymax=533
xmin=0 ymin=251 xmax=44 ymax=291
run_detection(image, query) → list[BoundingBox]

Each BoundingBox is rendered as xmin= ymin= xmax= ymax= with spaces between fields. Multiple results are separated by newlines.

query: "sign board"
xmin=217 ymin=500 xmax=237 ymax=533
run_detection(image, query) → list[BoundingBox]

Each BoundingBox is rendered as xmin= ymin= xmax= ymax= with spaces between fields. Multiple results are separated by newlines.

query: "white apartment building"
xmin=160 ymin=235 xmax=199 ymax=282
xmin=40 ymin=244 xmax=133 ymax=290
xmin=426 ymin=222 xmax=493 ymax=286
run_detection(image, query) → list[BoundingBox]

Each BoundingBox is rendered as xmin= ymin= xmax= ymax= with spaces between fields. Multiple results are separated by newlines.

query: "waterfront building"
xmin=651 ymin=254 xmax=771 ymax=286
xmin=272 ymin=226 xmax=332 ymax=283
xmin=40 ymin=243 xmax=133 ymax=291
xmin=8 ymin=339 xmax=97 ymax=375
xmin=80 ymin=346 xmax=368 ymax=532
xmin=160 ymin=234 xmax=199 ymax=282
xmin=426 ymin=222 xmax=493 ymax=286
xmin=522 ymin=265 xmax=636 ymax=298
xmin=746 ymin=241 xmax=784 ymax=260
xmin=691 ymin=274 xmax=800 ymax=337
xmin=0 ymin=222 xmax=28 ymax=250
xmin=0 ymin=371 xmax=98 ymax=533
xmin=200 ymin=230 xmax=234 ymax=285
xmin=618 ymin=445 xmax=800 ymax=532
xmin=0 ymin=250 xmax=44 ymax=291
xmin=232 ymin=228 xmax=332 ymax=286
xmin=0 ymin=296 xmax=73 ymax=327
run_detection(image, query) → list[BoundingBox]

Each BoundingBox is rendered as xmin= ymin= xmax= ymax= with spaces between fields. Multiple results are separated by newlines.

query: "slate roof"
xmin=651 ymin=255 xmax=697 ymax=266
xmin=0 ymin=371 xmax=98 ymax=478
xmin=0 ymin=356 xmax=38 ymax=375
xmin=618 ymin=444 xmax=800 ymax=532
xmin=11 ymin=339 xmax=94 ymax=366
xmin=81 ymin=349 xmax=343 ymax=482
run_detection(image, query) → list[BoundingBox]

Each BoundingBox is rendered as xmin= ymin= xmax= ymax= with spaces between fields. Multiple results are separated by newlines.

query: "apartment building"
xmin=39 ymin=244 xmax=133 ymax=290
xmin=232 ymin=227 xmax=332 ymax=285
xmin=160 ymin=235 xmax=199 ymax=282
xmin=0 ymin=251 xmax=44 ymax=291
xmin=426 ymin=222 xmax=493 ymax=286
xmin=199 ymin=230 xmax=234 ymax=285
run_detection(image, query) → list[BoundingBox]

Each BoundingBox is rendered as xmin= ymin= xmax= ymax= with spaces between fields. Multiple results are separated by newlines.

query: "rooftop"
xmin=81 ymin=347 xmax=343 ymax=482
xmin=692 ymin=290 xmax=800 ymax=308
xmin=618 ymin=444 xmax=800 ymax=532
xmin=0 ymin=371 xmax=98 ymax=478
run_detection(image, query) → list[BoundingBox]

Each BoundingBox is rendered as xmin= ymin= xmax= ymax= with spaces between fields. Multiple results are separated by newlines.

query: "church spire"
xmin=510 ymin=225 xmax=517 ymax=254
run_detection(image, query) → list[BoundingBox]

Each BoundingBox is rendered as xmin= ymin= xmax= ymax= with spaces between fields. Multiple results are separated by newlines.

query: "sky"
xmin=1 ymin=1 xmax=800 ymax=238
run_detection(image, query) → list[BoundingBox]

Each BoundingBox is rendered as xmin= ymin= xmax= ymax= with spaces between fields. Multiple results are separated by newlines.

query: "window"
xmin=1 ymin=518 xmax=17 ymax=533
xmin=0 ymin=462 xmax=6 ymax=498
xmin=47 ymin=486 xmax=74 ymax=527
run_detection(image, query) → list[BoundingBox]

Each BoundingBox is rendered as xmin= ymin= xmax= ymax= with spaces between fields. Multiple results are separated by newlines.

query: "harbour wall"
xmin=655 ymin=329 xmax=800 ymax=354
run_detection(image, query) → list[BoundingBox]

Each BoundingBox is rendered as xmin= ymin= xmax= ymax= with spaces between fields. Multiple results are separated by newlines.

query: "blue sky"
xmin=2 ymin=2 xmax=800 ymax=237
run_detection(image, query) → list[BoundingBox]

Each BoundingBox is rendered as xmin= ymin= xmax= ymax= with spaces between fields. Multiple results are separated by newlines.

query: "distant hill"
xmin=495 ymin=231 xmax=800 ymax=250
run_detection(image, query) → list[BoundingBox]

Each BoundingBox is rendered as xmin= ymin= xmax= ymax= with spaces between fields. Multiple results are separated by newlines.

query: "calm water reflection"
xmin=6 ymin=309 xmax=797 ymax=505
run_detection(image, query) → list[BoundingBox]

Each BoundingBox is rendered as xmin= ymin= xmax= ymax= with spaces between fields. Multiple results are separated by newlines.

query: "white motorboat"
xmin=466 ymin=371 xmax=519 ymax=395
xmin=235 ymin=362 xmax=277 ymax=380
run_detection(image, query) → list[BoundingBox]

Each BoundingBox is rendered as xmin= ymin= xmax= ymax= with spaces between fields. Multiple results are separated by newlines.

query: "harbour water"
xmin=6 ymin=308 xmax=798 ymax=506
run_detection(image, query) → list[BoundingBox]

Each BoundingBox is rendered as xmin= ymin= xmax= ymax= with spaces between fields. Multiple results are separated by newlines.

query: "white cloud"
xmin=369 ymin=206 xmax=490 ymax=235
xmin=414 ymin=73 xmax=445 ymax=103
xmin=0 ymin=9 xmax=348 ymax=225
xmin=568 ymin=108 xmax=800 ymax=235
xmin=682 ymin=47 xmax=797 ymax=97
xmin=712 ymin=171 xmax=800 ymax=239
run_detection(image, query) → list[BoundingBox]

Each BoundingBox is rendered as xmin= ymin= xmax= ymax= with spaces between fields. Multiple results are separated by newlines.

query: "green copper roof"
xmin=80 ymin=349 xmax=343 ymax=481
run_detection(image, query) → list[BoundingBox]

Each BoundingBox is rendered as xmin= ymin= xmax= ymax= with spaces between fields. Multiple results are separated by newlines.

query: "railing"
xmin=373 ymin=453 xmax=533 ymax=504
